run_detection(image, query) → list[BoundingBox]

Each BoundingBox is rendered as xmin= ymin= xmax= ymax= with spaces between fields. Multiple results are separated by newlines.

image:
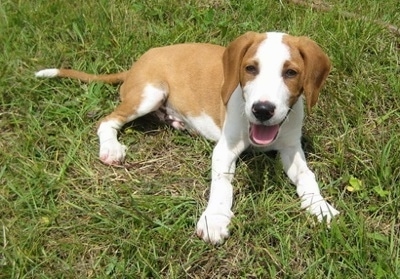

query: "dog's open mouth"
xmin=249 ymin=123 xmax=280 ymax=146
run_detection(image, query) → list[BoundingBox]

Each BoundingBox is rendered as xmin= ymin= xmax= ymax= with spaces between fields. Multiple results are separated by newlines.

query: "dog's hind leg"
xmin=97 ymin=83 xmax=167 ymax=165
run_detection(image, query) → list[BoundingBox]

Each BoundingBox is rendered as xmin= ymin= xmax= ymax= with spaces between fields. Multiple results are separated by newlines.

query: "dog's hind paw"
xmin=99 ymin=140 xmax=127 ymax=165
xmin=196 ymin=209 xmax=233 ymax=244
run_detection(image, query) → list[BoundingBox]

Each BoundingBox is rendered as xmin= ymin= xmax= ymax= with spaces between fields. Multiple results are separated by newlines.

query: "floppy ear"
xmin=297 ymin=37 xmax=331 ymax=113
xmin=221 ymin=32 xmax=260 ymax=105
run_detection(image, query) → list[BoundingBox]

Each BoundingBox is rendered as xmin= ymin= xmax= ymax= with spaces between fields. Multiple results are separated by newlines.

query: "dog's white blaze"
xmin=35 ymin=68 xmax=59 ymax=78
xmin=244 ymin=32 xmax=291 ymax=125
xmin=187 ymin=113 xmax=221 ymax=141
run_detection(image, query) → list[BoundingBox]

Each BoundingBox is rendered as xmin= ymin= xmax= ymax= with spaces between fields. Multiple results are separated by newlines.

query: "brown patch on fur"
xmin=282 ymin=59 xmax=304 ymax=108
xmin=282 ymin=35 xmax=331 ymax=113
xmin=221 ymin=32 xmax=267 ymax=105
xmin=120 ymin=44 xmax=226 ymax=128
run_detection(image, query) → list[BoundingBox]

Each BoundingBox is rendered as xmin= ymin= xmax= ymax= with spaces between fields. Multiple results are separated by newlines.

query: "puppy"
xmin=36 ymin=31 xmax=339 ymax=244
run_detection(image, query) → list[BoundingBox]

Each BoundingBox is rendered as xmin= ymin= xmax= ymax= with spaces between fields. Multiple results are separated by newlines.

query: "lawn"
xmin=1 ymin=0 xmax=399 ymax=278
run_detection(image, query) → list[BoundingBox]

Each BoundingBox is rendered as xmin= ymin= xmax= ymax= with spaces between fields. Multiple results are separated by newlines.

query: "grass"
xmin=1 ymin=0 xmax=399 ymax=278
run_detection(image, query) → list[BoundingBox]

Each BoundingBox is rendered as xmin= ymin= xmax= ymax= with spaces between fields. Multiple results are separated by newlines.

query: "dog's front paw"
xmin=301 ymin=196 xmax=339 ymax=223
xmin=99 ymin=140 xmax=127 ymax=165
xmin=196 ymin=209 xmax=233 ymax=244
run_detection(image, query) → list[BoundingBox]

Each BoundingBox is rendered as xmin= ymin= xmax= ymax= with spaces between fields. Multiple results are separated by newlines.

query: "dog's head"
xmin=221 ymin=32 xmax=331 ymax=146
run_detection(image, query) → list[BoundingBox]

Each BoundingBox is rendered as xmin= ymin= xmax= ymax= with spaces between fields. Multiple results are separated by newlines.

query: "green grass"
xmin=1 ymin=0 xmax=399 ymax=278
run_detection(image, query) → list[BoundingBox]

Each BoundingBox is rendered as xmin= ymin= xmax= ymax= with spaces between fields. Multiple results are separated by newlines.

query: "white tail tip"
xmin=35 ymin=68 xmax=60 ymax=78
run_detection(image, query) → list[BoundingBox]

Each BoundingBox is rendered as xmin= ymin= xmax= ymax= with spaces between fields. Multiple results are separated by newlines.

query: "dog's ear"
xmin=297 ymin=37 xmax=331 ymax=113
xmin=221 ymin=32 xmax=260 ymax=105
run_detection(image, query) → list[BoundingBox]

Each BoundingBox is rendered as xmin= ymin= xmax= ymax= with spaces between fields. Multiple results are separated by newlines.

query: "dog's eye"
xmin=245 ymin=65 xmax=258 ymax=75
xmin=284 ymin=69 xmax=298 ymax=78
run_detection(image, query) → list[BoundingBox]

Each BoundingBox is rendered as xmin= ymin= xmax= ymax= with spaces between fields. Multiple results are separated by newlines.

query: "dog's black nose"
xmin=252 ymin=101 xmax=276 ymax=121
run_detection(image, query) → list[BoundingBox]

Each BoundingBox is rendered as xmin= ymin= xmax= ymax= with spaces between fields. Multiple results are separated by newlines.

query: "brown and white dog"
xmin=36 ymin=31 xmax=339 ymax=244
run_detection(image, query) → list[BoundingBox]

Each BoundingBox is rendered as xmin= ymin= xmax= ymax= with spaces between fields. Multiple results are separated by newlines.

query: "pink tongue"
xmin=250 ymin=124 xmax=279 ymax=145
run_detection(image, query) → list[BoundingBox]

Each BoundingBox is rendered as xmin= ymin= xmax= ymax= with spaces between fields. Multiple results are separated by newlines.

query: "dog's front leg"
xmin=196 ymin=138 xmax=246 ymax=244
xmin=280 ymin=145 xmax=339 ymax=222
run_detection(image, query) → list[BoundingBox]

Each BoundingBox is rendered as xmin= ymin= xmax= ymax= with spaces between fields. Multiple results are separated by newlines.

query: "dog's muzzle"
xmin=249 ymin=102 xmax=291 ymax=146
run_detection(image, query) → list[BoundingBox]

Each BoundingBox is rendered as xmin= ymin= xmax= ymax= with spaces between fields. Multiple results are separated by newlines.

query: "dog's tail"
xmin=35 ymin=68 xmax=128 ymax=84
